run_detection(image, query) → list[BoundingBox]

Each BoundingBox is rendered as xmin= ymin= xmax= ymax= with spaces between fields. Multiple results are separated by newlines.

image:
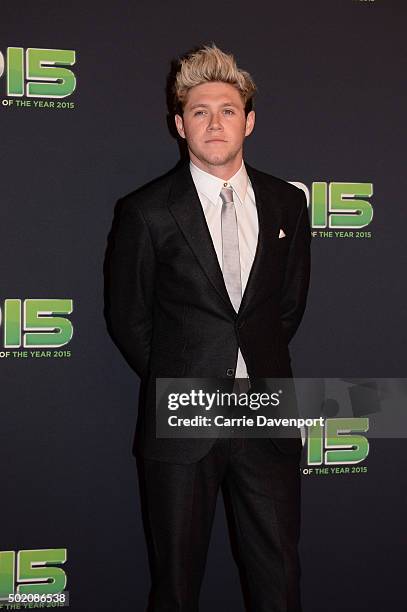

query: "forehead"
xmin=184 ymin=81 xmax=244 ymax=108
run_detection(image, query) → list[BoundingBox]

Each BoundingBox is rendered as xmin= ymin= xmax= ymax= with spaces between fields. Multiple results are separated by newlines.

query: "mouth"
xmin=205 ymin=139 xmax=227 ymax=143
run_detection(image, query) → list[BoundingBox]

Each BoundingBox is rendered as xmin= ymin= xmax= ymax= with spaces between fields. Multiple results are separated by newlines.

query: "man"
xmin=105 ymin=44 xmax=311 ymax=612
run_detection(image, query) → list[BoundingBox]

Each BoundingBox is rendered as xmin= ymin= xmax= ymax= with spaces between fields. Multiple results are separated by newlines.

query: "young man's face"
xmin=175 ymin=81 xmax=255 ymax=173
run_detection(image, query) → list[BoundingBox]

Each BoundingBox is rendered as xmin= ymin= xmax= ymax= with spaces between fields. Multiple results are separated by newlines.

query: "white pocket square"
xmin=278 ymin=228 xmax=286 ymax=239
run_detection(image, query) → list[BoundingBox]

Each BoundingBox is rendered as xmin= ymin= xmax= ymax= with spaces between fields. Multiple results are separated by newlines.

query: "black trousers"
xmin=137 ymin=438 xmax=302 ymax=612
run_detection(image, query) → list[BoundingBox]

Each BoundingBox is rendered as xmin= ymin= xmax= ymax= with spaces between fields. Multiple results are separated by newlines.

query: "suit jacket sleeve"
xmin=280 ymin=190 xmax=311 ymax=344
xmin=104 ymin=196 xmax=156 ymax=378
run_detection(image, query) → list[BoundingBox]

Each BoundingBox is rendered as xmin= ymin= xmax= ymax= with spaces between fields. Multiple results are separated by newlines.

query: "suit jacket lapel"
xmin=167 ymin=160 xmax=283 ymax=319
xmin=239 ymin=163 xmax=283 ymax=317
xmin=168 ymin=161 xmax=235 ymax=315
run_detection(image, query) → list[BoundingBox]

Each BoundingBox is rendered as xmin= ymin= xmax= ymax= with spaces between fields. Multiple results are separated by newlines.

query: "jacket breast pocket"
xmin=270 ymin=236 xmax=290 ymax=257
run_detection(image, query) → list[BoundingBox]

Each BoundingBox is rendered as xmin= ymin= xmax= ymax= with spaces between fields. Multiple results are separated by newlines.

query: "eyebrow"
xmin=189 ymin=102 xmax=239 ymax=110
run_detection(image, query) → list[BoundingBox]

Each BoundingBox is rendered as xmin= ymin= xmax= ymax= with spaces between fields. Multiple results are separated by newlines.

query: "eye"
xmin=194 ymin=110 xmax=206 ymax=116
xmin=223 ymin=108 xmax=235 ymax=115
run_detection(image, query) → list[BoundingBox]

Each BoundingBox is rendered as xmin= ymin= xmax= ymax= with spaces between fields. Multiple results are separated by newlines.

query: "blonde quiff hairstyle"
xmin=173 ymin=43 xmax=256 ymax=116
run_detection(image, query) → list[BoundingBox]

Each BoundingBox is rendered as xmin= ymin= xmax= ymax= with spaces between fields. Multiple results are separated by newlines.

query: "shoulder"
xmin=117 ymin=162 xmax=184 ymax=216
xmin=246 ymin=163 xmax=307 ymax=214
xmin=246 ymin=163 xmax=304 ymax=199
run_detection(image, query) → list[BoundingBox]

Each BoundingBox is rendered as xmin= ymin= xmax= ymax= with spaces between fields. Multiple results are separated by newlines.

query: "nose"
xmin=207 ymin=111 xmax=223 ymax=131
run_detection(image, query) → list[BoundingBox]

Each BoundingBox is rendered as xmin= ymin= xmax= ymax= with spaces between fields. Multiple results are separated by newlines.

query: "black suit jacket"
xmin=104 ymin=160 xmax=311 ymax=463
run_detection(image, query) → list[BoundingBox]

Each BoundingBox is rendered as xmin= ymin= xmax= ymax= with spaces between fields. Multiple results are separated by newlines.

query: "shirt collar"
xmin=189 ymin=159 xmax=249 ymax=206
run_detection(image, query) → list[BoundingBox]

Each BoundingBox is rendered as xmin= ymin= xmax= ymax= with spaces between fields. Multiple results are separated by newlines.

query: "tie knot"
xmin=220 ymin=186 xmax=234 ymax=205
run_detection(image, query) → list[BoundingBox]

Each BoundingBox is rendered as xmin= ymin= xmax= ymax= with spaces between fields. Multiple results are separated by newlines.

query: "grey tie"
xmin=220 ymin=186 xmax=251 ymax=396
xmin=220 ymin=186 xmax=242 ymax=312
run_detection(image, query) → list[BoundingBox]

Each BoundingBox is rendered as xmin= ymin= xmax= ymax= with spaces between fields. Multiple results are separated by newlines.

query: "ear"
xmin=174 ymin=114 xmax=186 ymax=139
xmin=244 ymin=110 xmax=255 ymax=137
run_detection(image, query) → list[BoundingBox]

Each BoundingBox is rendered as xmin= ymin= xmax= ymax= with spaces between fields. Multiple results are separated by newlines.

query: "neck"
xmin=189 ymin=153 xmax=243 ymax=181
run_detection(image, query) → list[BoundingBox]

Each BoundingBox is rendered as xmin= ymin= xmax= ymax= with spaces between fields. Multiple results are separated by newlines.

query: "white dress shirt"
xmin=189 ymin=159 xmax=259 ymax=379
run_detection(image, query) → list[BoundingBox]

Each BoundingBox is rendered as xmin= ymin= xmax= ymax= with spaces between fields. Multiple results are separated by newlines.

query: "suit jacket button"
xmin=226 ymin=368 xmax=235 ymax=377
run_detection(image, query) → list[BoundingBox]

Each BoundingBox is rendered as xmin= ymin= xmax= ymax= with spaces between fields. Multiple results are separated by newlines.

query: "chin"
xmin=208 ymin=156 xmax=227 ymax=166
xmin=203 ymin=153 xmax=234 ymax=166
